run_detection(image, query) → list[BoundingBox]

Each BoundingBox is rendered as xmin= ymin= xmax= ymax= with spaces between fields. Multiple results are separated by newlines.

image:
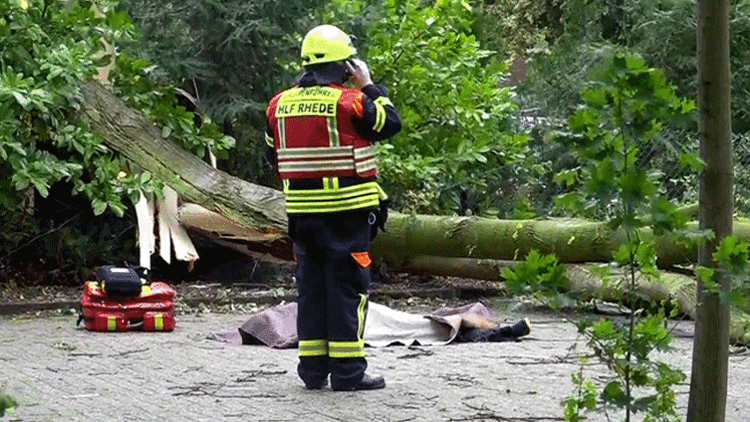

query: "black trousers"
xmin=289 ymin=209 xmax=375 ymax=389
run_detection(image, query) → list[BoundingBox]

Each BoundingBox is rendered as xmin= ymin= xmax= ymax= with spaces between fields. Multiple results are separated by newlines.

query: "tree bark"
xmin=78 ymin=81 xmax=292 ymax=258
xmin=372 ymin=213 xmax=737 ymax=268
xmin=687 ymin=0 xmax=733 ymax=420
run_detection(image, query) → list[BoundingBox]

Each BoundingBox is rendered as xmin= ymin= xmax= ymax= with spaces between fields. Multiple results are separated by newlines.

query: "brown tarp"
xmin=213 ymin=301 xmax=517 ymax=348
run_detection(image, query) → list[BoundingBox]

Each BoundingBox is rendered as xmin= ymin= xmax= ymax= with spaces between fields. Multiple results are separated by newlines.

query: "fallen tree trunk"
xmin=567 ymin=265 xmax=750 ymax=344
xmin=79 ymin=81 xmax=288 ymax=240
xmin=397 ymin=259 xmax=750 ymax=343
xmin=371 ymin=213 xmax=716 ymax=268
xmin=79 ymin=81 xmax=293 ymax=260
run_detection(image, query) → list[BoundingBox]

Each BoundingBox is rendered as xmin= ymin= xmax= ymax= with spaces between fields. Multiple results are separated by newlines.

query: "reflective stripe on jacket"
xmin=283 ymin=178 xmax=386 ymax=214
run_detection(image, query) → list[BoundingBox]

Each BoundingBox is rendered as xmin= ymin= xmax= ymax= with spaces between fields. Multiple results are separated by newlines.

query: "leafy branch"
xmin=507 ymin=48 xmax=696 ymax=422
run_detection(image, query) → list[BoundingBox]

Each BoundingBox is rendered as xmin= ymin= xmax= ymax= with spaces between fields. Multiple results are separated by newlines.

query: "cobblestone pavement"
xmin=2 ymin=309 xmax=750 ymax=422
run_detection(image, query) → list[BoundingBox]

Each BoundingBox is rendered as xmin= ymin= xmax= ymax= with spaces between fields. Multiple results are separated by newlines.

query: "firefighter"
xmin=264 ymin=25 xmax=401 ymax=391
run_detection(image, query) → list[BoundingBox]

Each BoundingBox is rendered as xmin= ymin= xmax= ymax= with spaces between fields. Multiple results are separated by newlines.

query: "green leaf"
xmin=12 ymin=173 xmax=30 ymax=190
xmin=602 ymin=381 xmax=628 ymax=407
xmin=107 ymin=11 xmax=132 ymax=30
xmin=568 ymin=109 xmax=598 ymax=134
xmin=581 ymin=88 xmax=608 ymax=107
xmin=630 ymin=367 xmax=651 ymax=386
xmin=679 ymin=152 xmax=704 ymax=172
xmin=591 ymin=319 xmax=615 ymax=338
xmin=553 ymin=192 xmax=583 ymax=213
xmin=92 ymin=198 xmax=107 ymax=216
xmin=696 ymin=266 xmax=717 ymax=291
xmin=31 ymin=178 xmax=49 ymax=197
xmin=12 ymin=91 xmax=30 ymax=109
xmin=714 ymin=236 xmax=750 ymax=274
xmin=633 ymin=396 xmax=656 ymax=413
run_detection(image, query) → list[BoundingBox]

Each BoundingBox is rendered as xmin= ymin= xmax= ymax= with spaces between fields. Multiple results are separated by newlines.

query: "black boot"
xmin=510 ymin=318 xmax=532 ymax=337
xmin=332 ymin=373 xmax=385 ymax=391
xmin=459 ymin=318 xmax=532 ymax=342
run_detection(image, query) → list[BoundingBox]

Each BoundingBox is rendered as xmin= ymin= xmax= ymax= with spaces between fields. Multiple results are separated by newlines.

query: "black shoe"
xmin=332 ymin=374 xmax=385 ymax=391
xmin=305 ymin=377 xmax=329 ymax=390
xmin=510 ymin=318 xmax=532 ymax=337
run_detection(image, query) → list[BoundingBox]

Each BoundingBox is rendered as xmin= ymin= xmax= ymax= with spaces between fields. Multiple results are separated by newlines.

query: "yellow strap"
xmin=299 ymin=339 xmax=328 ymax=357
xmin=284 ymin=181 xmax=383 ymax=214
xmin=372 ymin=97 xmax=393 ymax=132
xmin=329 ymin=294 xmax=368 ymax=358
xmin=327 ymin=116 xmax=340 ymax=147
xmin=328 ymin=340 xmax=365 ymax=359
xmin=284 ymin=181 xmax=380 ymax=198
xmin=286 ymin=194 xmax=380 ymax=214
xmin=375 ymin=183 xmax=388 ymax=201
xmin=278 ymin=118 xmax=286 ymax=149
xmin=374 ymin=96 xmax=394 ymax=108
xmin=322 ymin=177 xmax=339 ymax=190
xmin=154 ymin=313 xmax=164 ymax=331
xmin=357 ymin=293 xmax=368 ymax=340
xmin=372 ymin=101 xmax=386 ymax=132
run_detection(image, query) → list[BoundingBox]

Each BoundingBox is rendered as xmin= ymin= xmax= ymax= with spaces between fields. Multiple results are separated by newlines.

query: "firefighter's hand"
xmin=346 ymin=58 xmax=373 ymax=90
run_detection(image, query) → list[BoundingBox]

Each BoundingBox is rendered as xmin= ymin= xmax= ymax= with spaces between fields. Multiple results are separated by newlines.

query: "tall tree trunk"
xmin=687 ymin=0 xmax=733 ymax=420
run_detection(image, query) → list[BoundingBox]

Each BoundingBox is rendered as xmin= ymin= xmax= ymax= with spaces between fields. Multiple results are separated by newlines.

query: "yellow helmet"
xmin=301 ymin=25 xmax=357 ymax=66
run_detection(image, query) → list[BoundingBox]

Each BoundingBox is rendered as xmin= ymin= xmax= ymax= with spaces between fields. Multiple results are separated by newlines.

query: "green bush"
xmin=326 ymin=0 xmax=531 ymax=216
xmin=0 ymin=1 xmax=232 ymax=283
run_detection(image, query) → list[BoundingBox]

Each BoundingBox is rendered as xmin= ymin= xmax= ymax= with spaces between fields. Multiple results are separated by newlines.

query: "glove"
xmin=346 ymin=58 xmax=373 ymax=90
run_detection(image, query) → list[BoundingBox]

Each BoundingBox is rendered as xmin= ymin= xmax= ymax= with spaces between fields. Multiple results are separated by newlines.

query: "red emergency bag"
xmin=79 ymin=280 xmax=176 ymax=332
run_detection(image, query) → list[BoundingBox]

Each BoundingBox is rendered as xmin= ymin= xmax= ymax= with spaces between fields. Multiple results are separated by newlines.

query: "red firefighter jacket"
xmin=265 ymin=81 xmax=400 ymax=214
